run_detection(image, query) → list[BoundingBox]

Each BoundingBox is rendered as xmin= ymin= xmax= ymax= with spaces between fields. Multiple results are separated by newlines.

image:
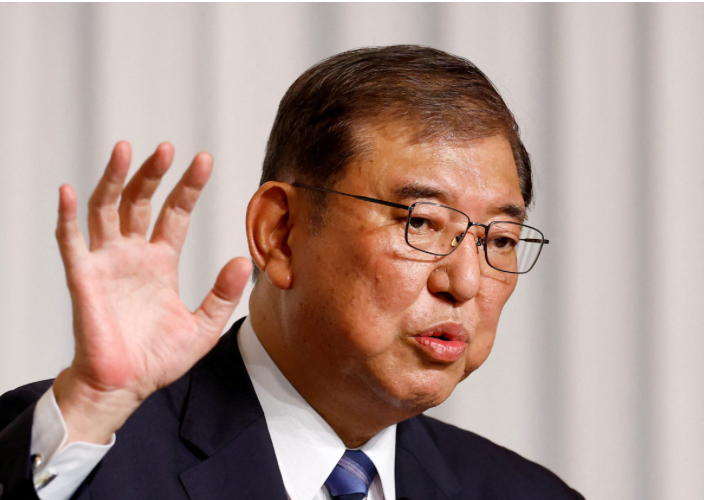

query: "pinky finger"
xmin=56 ymin=184 xmax=89 ymax=269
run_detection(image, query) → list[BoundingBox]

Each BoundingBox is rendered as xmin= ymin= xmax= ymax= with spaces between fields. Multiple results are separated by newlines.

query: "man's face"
xmin=289 ymin=123 xmax=524 ymax=413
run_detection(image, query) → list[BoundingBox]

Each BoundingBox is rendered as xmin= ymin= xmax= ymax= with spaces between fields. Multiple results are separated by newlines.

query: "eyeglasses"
xmin=292 ymin=183 xmax=549 ymax=274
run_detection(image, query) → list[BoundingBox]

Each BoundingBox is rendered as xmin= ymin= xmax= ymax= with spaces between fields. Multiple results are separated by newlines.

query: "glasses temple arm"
xmin=292 ymin=183 xmax=411 ymax=210
xmin=520 ymin=238 xmax=549 ymax=244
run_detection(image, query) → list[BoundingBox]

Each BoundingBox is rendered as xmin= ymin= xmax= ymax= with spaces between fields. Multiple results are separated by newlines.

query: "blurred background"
xmin=1 ymin=3 xmax=702 ymax=499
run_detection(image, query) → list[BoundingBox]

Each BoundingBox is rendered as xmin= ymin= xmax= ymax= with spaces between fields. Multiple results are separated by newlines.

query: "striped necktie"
xmin=325 ymin=449 xmax=378 ymax=500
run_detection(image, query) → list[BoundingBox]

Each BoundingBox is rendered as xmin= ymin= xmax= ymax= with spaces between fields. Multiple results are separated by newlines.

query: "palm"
xmin=70 ymin=241 xmax=190 ymax=396
xmin=57 ymin=142 xmax=251 ymax=402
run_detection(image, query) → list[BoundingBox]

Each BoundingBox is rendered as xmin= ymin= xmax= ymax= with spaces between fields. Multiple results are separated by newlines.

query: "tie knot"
xmin=325 ymin=450 xmax=378 ymax=500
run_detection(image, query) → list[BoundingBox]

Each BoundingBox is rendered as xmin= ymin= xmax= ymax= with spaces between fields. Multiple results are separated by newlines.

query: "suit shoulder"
xmin=0 ymin=380 xmax=53 ymax=431
xmin=412 ymin=413 xmax=546 ymax=471
xmin=413 ymin=414 xmax=584 ymax=499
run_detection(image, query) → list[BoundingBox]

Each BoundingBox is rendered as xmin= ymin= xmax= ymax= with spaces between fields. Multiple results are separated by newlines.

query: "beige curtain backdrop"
xmin=1 ymin=3 xmax=702 ymax=499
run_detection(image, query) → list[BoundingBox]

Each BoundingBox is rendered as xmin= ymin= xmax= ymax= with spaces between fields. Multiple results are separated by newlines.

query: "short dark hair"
xmin=261 ymin=45 xmax=532 ymax=204
xmin=254 ymin=45 xmax=532 ymax=278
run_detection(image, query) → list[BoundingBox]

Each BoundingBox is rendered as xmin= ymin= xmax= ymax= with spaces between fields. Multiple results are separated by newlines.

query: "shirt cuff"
xmin=30 ymin=386 xmax=115 ymax=500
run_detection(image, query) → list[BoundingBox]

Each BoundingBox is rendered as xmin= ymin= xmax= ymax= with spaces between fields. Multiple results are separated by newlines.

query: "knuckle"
xmin=200 ymin=306 xmax=218 ymax=326
xmin=211 ymin=283 xmax=233 ymax=304
xmin=171 ymin=203 xmax=191 ymax=218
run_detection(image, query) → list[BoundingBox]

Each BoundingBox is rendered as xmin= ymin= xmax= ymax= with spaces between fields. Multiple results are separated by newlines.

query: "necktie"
xmin=325 ymin=449 xmax=378 ymax=500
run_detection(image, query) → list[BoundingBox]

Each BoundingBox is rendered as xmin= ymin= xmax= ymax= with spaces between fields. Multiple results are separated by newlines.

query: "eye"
xmin=490 ymin=236 xmax=518 ymax=249
xmin=408 ymin=216 xmax=431 ymax=230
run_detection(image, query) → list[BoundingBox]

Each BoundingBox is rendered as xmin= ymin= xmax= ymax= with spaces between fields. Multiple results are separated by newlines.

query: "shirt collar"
xmin=238 ymin=316 xmax=396 ymax=500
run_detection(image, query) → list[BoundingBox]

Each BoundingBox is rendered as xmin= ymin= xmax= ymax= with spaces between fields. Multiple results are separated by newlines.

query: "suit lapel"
xmin=395 ymin=417 xmax=465 ymax=500
xmin=176 ymin=319 xmax=468 ymax=500
xmin=178 ymin=319 xmax=288 ymax=500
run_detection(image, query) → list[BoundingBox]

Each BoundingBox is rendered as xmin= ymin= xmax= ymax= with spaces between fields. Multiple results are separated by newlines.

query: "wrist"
xmin=53 ymin=368 xmax=143 ymax=446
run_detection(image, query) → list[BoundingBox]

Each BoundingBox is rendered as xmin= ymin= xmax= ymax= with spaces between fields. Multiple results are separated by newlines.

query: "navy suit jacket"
xmin=0 ymin=319 xmax=584 ymax=499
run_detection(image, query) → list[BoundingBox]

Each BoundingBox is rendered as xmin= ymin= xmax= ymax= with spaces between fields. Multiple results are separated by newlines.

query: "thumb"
xmin=194 ymin=257 xmax=252 ymax=335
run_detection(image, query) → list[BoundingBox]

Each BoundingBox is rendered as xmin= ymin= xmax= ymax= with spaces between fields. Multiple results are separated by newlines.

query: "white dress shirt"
xmin=30 ymin=388 xmax=113 ymax=499
xmin=30 ymin=317 xmax=396 ymax=500
xmin=238 ymin=316 xmax=396 ymax=500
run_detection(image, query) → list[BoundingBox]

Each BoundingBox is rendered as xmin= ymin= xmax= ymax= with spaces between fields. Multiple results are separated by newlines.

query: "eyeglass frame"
xmin=291 ymin=183 xmax=549 ymax=274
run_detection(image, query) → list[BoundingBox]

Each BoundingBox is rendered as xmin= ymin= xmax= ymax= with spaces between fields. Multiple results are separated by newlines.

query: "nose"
xmin=427 ymin=231 xmax=482 ymax=303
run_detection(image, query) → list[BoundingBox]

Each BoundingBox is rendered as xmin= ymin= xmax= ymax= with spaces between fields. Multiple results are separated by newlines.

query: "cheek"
xmin=347 ymin=236 xmax=430 ymax=325
xmin=478 ymin=273 xmax=517 ymax=325
xmin=463 ymin=274 xmax=518 ymax=374
xmin=321 ymin=232 xmax=432 ymax=353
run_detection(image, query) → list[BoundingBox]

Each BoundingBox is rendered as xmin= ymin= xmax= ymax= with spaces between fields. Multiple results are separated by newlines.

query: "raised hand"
xmin=52 ymin=142 xmax=251 ymax=446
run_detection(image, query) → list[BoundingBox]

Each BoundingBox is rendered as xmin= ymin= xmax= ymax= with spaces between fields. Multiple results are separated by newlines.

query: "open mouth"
xmin=412 ymin=323 xmax=468 ymax=363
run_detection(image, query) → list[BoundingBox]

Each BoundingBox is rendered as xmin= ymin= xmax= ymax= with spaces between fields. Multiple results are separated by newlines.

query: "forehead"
xmin=345 ymin=122 xmax=524 ymax=215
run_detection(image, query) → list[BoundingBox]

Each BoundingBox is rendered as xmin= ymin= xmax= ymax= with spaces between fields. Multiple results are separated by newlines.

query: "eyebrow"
xmin=494 ymin=204 xmax=527 ymax=222
xmin=392 ymin=182 xmax=527 ymax=222
xmin=392 ymin=183 xmax=449 ymax=202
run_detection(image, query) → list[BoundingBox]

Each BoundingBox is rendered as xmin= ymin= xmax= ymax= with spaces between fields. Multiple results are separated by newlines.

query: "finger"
xmin=150 ymin=152 xmax=213 ymax=253
xmin=118 ymin=143 xmax=174 ymax=237
xmin=88 ymin=141 xmax=132 ymax=249
xmin=194 ymin=257 xmax=252 ymax=337
xmin=56 ymin=184 xmax=88 ymax=271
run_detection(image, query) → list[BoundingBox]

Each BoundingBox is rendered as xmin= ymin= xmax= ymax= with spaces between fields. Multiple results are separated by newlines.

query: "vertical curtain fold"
xmin=1 ymin=4 xmax=702 ymax=498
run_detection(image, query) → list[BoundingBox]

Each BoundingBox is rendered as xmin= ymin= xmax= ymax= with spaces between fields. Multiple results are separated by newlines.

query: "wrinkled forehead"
xmin=350 ymin=119 xmax=519 ymax=178
xmin=348 ymin=115 xmax=510 ymax=164
xmin=341 ymin=122 xmax=524 ymax=219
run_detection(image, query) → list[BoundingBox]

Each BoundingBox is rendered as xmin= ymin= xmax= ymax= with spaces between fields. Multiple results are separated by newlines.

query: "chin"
xmin=372 ymin=367 xmax=462 ymax=416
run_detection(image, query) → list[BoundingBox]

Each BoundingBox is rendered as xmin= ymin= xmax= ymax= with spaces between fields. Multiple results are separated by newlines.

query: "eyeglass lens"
xmin=405 ymin=203 xmax=544 ymax=274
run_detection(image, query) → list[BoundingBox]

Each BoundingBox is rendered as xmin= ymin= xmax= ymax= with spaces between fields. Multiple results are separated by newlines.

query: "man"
xmin=0 ymin=46 xmax=583 ymax=499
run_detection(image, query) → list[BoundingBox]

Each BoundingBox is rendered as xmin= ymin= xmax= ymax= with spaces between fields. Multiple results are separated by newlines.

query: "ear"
xmin=246 ymin=182 xmax=299 ymax=290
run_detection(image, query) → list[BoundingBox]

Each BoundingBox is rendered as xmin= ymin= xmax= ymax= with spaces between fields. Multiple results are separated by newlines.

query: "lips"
xmin=411 ymin=323 xmax=469 ymax=363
